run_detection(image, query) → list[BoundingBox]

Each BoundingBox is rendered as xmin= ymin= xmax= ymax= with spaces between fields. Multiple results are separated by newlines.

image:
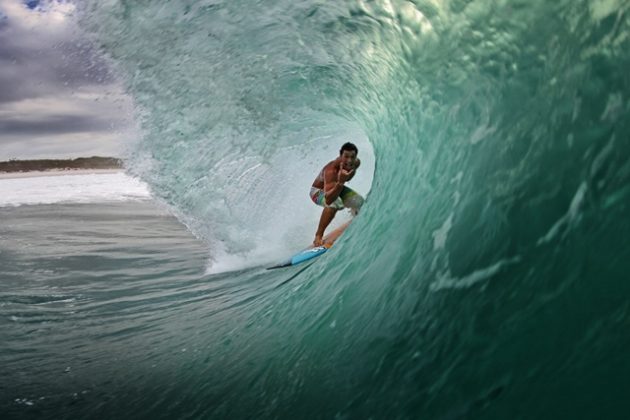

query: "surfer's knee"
xmin=345 ymin=194 xmax=364 ymax=212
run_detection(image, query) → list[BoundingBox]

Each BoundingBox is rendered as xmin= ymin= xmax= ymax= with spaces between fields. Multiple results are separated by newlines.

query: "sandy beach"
xmin=0 ymin=168 xmax=124 ymax=180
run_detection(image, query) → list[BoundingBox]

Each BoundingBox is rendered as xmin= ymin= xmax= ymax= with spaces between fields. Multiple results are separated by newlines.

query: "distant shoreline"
xmin=0 ymin=168 xmax=124 ymax=180
xmin=0 ymin=157 xmax=123 ymax=173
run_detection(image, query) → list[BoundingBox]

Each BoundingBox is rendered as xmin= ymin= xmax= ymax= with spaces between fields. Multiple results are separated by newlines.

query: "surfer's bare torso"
xmin=311 ymin=156 xmax=361 ymax=193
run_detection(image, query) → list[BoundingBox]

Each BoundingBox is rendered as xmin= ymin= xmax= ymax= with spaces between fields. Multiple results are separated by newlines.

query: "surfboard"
xmin=266 ymin=244 xmax=331 ymax=270
xmin=266 ymin=221 xmax=350 ymax=270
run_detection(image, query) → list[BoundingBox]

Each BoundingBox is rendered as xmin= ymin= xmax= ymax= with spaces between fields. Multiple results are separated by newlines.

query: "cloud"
xmin=0 ymin=86 xmax=136 ymax=159
xmin=0 ymin=0 xmax=136 ymax=159
xmin=0 ymin=131 xmax=133 ymax=159
xmin=0 ymin=113 xmax=113 ymax=136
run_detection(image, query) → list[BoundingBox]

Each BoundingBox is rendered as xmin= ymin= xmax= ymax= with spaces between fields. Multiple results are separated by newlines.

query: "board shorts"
xmin=310 ymin=186 xmax=364 ymax=210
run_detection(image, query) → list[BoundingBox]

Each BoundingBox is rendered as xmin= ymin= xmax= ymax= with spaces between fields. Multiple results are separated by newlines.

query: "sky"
xmin=0 ymin=0 xmax=136 ymax=160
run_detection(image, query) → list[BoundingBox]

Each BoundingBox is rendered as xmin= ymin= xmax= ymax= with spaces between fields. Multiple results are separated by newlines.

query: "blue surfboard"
xmin=267 ymin=245 xmax=330 ymax=269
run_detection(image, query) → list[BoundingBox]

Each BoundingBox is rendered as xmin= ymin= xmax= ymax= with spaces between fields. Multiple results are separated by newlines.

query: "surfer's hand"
xmin=338 ymin=168 xmax=354 ymax=183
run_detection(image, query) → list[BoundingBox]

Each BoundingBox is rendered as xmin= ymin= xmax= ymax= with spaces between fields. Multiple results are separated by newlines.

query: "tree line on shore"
xmin=0 ymin=157 xmax=123 ymax=173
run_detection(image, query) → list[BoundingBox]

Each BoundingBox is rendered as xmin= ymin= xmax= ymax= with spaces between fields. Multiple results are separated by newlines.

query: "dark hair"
xmin=339 ymin=142 xmax=358 ymax=155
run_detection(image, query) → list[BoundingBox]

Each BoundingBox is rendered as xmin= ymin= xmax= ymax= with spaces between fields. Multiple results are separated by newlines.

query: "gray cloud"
xmin=0 ymin=0 xmax=135 ymax=160
xmin=0 ymin=113 xmax=115 ymax=136
xmin=0 ymin=40 xmax=114 ymax=103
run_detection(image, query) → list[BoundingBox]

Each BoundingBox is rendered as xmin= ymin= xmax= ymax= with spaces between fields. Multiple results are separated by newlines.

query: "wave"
xmin=76 ymin=0 xmax=630 ymax=417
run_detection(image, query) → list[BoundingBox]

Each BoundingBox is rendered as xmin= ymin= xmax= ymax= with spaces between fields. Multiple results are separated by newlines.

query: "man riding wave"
xmin=310 ymin=142 xmax=364 ymax=247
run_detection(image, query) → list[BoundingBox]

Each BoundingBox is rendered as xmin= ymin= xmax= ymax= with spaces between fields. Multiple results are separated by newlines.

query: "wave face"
xmin=78 ymin=0 xmax=630 ymax=418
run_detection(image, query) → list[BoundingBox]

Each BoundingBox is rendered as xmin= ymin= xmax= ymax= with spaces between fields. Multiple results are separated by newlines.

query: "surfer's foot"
xmin=313 ymin=235 xmax=323 ymax=247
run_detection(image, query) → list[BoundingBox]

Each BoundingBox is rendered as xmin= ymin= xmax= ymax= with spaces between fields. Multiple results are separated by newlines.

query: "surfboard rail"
xmin=266 ymin=220 xmax=349 ymax=269
xmin=267 ymin=244 xmax=331 ymax=270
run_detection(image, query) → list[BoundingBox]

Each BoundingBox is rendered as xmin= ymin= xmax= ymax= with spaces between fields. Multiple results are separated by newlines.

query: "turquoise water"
xmin=4 ymin=0 xmax=630 ymax=418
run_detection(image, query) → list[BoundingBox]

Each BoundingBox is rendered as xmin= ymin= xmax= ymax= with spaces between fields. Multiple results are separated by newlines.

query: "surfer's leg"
xmin=322 ymin=220 xmax=351 ymax=245
xmin=313 ymin=187 xmax=363 ymax=246
xmin=314 ymin=207 xmax=337 ymax=246
xmin=340 ymin=186 xmax=364 ymax=215
xmin=311 ymin=187 xmax=344 ymax=246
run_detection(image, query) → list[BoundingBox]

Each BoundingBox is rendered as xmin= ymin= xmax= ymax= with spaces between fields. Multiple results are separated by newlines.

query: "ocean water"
xmin=4 ymin=0 xmax=630 ymax=418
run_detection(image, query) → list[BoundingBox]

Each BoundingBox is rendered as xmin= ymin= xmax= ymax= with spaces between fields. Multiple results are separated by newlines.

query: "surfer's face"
xmin=340 ymin=150 xmax=357 ymax=170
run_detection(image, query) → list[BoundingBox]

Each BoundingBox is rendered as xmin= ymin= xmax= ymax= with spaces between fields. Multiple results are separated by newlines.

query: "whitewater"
xmin=0 ymin=171 xmax=150 ymax=207
xmin=3 ymin=0 xmax=630 ymax=418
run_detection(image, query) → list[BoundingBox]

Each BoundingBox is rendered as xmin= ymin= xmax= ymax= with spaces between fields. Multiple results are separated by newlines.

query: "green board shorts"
xmin=310 ymin=186 xmax=364 ymax=210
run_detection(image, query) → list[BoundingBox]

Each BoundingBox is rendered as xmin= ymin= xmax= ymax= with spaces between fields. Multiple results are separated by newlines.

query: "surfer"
xmin=310 ymin=142 xmax=364 ymax=247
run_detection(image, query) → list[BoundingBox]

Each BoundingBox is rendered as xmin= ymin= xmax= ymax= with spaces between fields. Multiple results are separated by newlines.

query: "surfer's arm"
xmin=323 ymin=166 xmax=345 ymax=205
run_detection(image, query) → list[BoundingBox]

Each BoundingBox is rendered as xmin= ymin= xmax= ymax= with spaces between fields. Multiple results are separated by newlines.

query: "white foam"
xmin=0 ymin=170 xmax=151 ymax=207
